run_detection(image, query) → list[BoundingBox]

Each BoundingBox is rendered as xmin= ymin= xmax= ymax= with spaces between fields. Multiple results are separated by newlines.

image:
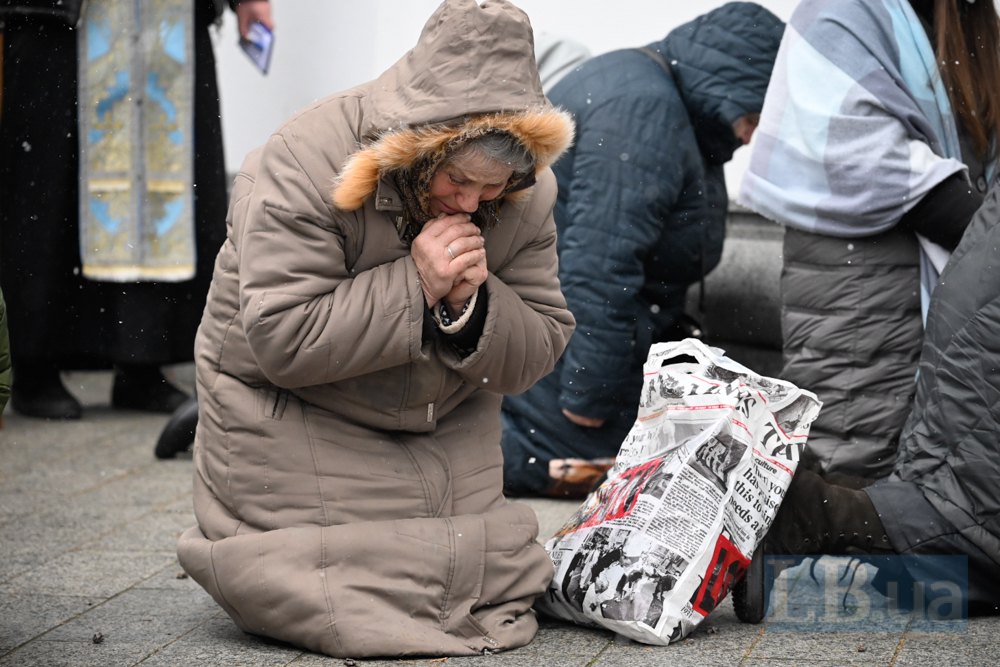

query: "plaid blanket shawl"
xmin=738 ymin=0 xmax=989 ymax=313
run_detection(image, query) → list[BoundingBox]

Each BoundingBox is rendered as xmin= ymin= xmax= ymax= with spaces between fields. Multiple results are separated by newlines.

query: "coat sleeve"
xmin=442 ymin=170 xmax=576 ymax=396
xmin=557 ymin=94 xmax=696 ymax=420
xmin=236 ymin=134 xmax=427 ymax=389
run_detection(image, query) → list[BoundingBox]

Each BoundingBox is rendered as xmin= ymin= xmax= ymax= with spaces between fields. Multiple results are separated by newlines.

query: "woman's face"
xmin=428 ymin=152 xmax=514 ymax=217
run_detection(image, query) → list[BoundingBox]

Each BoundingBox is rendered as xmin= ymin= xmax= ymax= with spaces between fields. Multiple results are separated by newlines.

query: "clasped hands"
xmin=235 ymin=0 xmax=274 ymax=38
xmin=411 ymin=213 xmax=487 ymax=320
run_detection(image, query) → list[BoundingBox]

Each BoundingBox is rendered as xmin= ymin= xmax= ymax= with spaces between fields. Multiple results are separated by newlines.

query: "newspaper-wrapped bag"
xmin=536 ymin=339 xmax=821 ymax=643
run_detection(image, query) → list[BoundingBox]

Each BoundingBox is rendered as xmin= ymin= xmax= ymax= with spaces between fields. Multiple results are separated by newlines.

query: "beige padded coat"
xmin=176 ymin=0 xmax=576 ymax=659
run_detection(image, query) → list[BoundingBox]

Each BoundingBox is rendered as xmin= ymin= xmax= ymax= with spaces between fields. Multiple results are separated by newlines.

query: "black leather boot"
xmin=111 ymin=364 xmax=189 ymax=414
xmin=799 ymin=444 xmax=878 ymax=490
xmin=737 ymin=470 xmax=893 ymax=624
xmin=154 ymin=395 xmax=199 ymax=459
xmin=10 ymin=363 xmax=82 ymax=419
xmin=767 ymin=468 xmax=893 ymax=556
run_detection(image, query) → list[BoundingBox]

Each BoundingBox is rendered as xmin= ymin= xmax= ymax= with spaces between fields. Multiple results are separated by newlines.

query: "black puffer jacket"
xmin=868 ymin=182 xmax=1000 ymax=572
xmin=501 ymin=2 xmax=784 ymax=495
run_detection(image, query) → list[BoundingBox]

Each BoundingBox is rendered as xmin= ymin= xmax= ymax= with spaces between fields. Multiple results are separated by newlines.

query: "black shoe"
xmin=767 ymin=469 xmax=893 ymax=556
xmin=738 ymin=468 xmax=886 ymax=624
xmin=154 ymin=396 xmax=199 ymax=459
xmin=112 ymin=365 xmax=190 ymax=414
xmin=11 ymin=366 xmax=82 ymax=420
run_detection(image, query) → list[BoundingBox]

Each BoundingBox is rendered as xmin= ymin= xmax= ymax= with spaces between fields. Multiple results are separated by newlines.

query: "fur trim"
xmin=332 ymin=107 xmax=574 ymax=211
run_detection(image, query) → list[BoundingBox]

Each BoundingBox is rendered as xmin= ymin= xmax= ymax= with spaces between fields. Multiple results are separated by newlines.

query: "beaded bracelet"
xmin=438 ymin=298 xmax=470 ymax=327
xmin=434 ymin=288 xmax=479 ymax=334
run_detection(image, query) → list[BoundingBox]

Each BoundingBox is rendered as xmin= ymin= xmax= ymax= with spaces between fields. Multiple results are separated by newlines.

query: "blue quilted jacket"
xmin=502 ymin=2 xmax=784 ymax=494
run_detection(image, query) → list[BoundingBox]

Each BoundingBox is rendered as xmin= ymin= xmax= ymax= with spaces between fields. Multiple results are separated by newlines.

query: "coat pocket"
xmin=256 ymin=387 xmax=289 ymax=420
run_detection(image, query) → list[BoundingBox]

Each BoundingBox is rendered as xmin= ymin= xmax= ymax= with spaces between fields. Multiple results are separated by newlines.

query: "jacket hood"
xmin=650 ymin=1 xmax=784 ymax=157
xmin=332 ymin=0 xmax=574 ymax=211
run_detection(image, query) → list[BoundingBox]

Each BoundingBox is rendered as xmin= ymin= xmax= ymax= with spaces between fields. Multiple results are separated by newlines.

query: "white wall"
xmin=213 ymin=0 xmax=801 ymax=189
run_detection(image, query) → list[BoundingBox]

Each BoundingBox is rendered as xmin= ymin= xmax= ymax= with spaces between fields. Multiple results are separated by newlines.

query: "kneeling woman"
xmin=769 ymin=182 xmax=1000 ymax=615
xmin=177 ymin=0 xmax=575 ymax=657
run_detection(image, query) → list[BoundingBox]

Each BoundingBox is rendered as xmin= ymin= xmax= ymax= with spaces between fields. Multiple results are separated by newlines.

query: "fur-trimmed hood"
xmin=331 ymin=0 xmax=574 ymax=211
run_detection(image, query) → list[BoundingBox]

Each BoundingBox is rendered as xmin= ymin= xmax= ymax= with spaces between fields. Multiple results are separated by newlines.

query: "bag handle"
xmin=643 ymin=338 xmax=758 ymax=380
xmin=642 ymin=338 xmax=718 ymax=371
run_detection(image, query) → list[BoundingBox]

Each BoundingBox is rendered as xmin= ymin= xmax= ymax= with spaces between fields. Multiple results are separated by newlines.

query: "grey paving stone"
xmin=0 ymin=544 xmax=64 ymax=587
xmin=962 ymin=612 xmax=1000 ymax=641
xmin=134 ymin=562 xmax=206 ymax=592
xmin=3 ymin=550 xmax=177 ymax=598
xmin=18 ymin=489 xmax=149 ymax=535
xmin=749 ymin=629 xmax=902 ymax=664
xmin=80 ymin=462 xmax=192 ymax=510
xmin=283 ymin=654 xmax=330 ymax=666
xmin=1 ymin=414 xmax=158 ymax=473
xmin=0 ymin=502 xmax=155 ymax=585
xmin=138 ymin=616 xmax=304 ymax=667
xmin=741 ymin=661 xmax=870 ymax=666
xmin=0 ymin=588 xmax=223 ymax=667
xmin=340 ymin=622 xmax=610 ymax=667
xmin=0 ymin=578 xmax=217 ymax=667
xmin=475 ymin=618 xmax=612 ymax=666
xmin=894 ymin=634 xmax=1000 ymax=666
xmin=0 ymin=467 xmax=119 ymax=505
xmin=598 ymin=644 xmax=750 ymax=667
xmin=0 ymin=592 xmax=94 ymax=654
xmin=0 ymin=489 xmax=51 ymax=524
xmin=0 ymin=638 xmax=141 ymax=667
xmin=79 ymin=509 xmax=192 ymax=554
xmin=591 ymin=603 xmax=762 ymax=667
xmin=161 ymin=496 xmax=197 ymax=515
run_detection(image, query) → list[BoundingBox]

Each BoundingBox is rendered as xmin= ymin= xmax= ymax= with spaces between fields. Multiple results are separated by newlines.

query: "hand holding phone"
xmin=239 ymin=21 xmax=274 ymax=75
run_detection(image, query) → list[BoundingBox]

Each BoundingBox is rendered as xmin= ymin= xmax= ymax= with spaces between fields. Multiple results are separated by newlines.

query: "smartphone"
xmin=239 ymin=21 xmax=274 ymax=75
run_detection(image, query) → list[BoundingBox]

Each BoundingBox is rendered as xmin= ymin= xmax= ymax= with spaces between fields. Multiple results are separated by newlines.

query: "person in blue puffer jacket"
xmin=502 ymin=2 xmax=784 ymax=497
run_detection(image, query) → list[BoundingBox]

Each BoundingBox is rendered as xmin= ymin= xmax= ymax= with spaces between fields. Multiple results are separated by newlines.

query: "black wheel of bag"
xmin=154 ymin=395 xmax=199 ymax=459
xmin=732 ymin=542 xmax=767 ymax=623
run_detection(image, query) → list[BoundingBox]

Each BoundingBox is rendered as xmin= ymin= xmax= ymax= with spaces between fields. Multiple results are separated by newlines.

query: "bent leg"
xmin=183 ymin=386 xmax=554 ymax=657
xmin=501 ymin=373 xmax=633 ymax=497
xmin=178 ymin=502 xmax=552 ymax=658
xmin=866 ymin=480 xmax=1000 ymax=611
